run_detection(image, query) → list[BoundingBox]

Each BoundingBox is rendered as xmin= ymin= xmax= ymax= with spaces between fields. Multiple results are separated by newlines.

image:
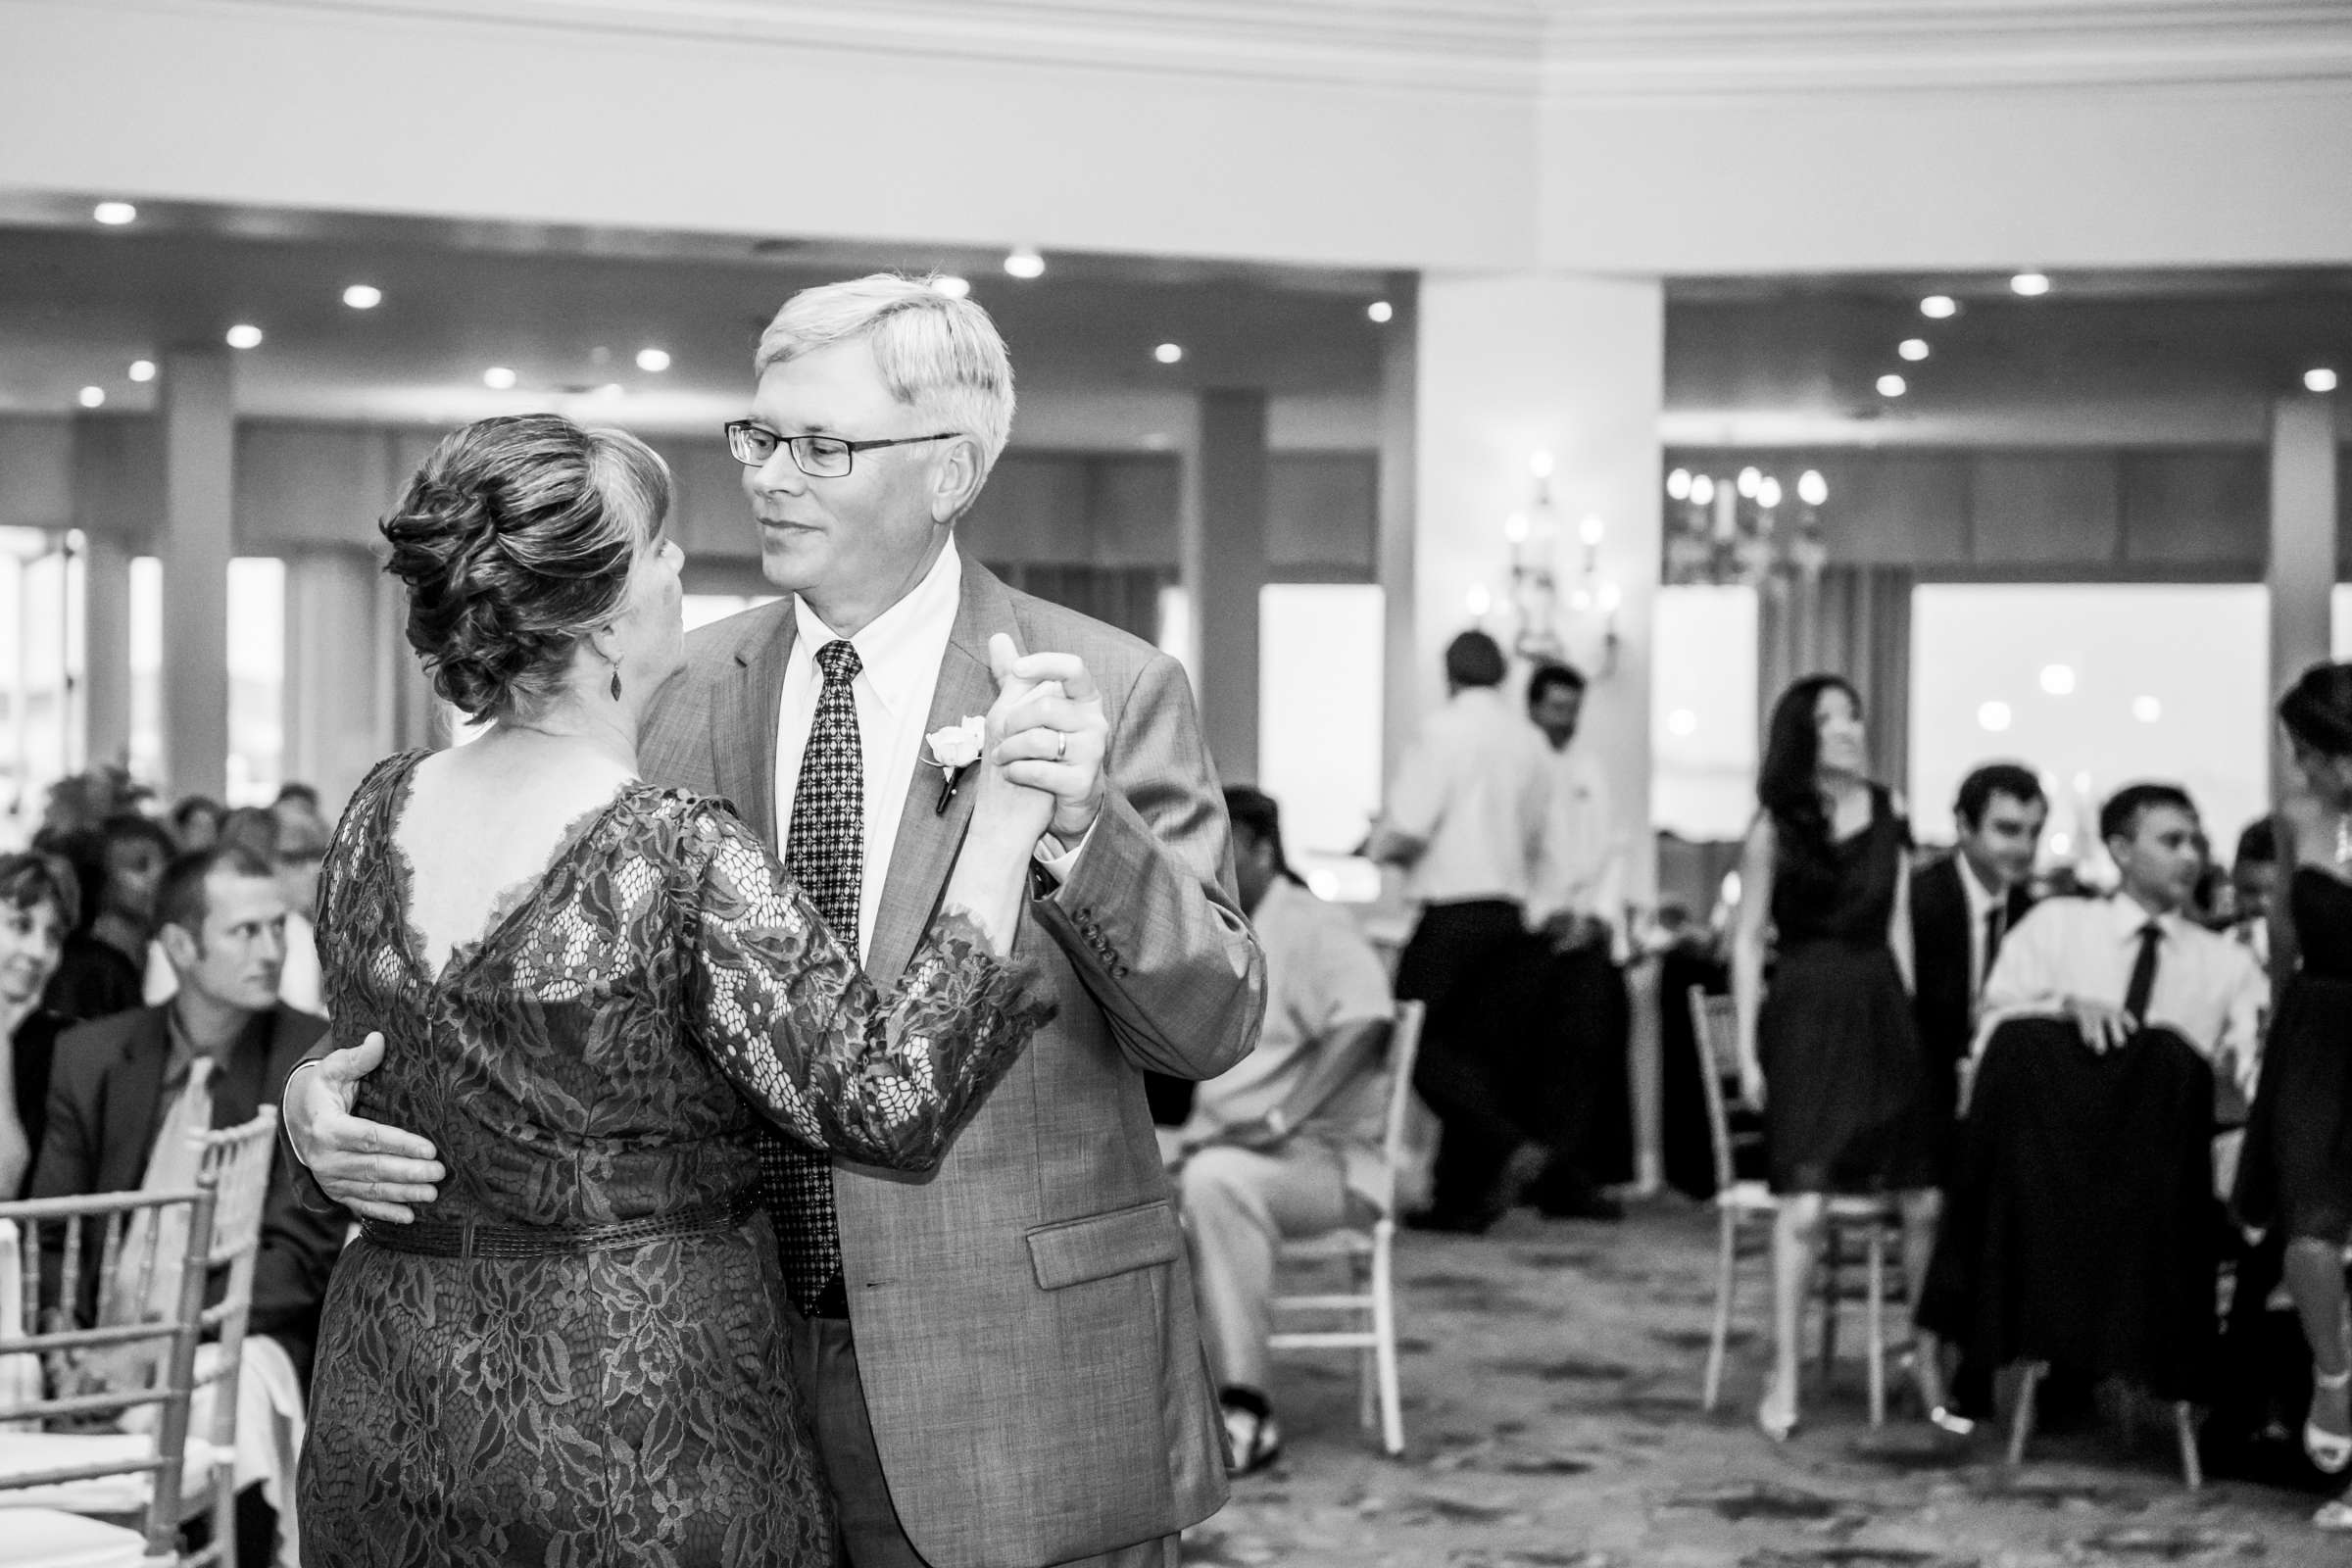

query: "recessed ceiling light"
xmin=127 ymin=360 xmax=155 ymax=383
xmin=1978 ymin=701 xmax=2012 ymax=733
xmin=1898 ymin=338 xmax=1930 ymax=362
xmin=1153 ymin=343 xmax=1184 ymax=365
xmin=2132 ymin=695 xmax=2163 ymax=723
xmin=634 ymin=348 xmax=670 ymax=372
xmin=1877 ymin=373 xmax=1907 ymax=397
xmin=483 ymin=367 xmax=516 ymax=390
xmin=224 ymin=324 xmax=263 ymax=349
xmin=341 ymin=284 xmax=382 ymax=310
xmin=2010 ymin=271 xmax=2051 ymax=296
xmin=77 ymin=386 xmax=105 ymax=409
xmin=1367 ymin=301 xmax=1394 ymax=323
xmin=2308 ymin=368 xmax=2340 ymax=394
xmin=1003 ymin=248 xmax=1045 ymax=279
xmin=1920 ymin=295 xmax=1957 ymax=319
xmin=2039 ymin=662 xmax=2076 ymax=696
xmin=92 ymin=202 xmax=136 ymax=226
xmin=931 ymin=275 xmax=971 ymax=299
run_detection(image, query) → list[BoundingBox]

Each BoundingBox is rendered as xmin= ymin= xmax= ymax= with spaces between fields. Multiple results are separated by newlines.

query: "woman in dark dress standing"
xmin=1733 ymin=675 xmax=1943 ymax=1440
xmin=0 ymin=851 xmax=75 ymax=1199
xmin=2241 ymin=662 xmax=2352 ymax=1531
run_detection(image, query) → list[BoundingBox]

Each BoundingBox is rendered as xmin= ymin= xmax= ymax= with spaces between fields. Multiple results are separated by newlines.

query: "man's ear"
xmin=159 ymin=921 xmax=199 ymax=972
xmin=929 ymin=438 xmax=986 ymax=524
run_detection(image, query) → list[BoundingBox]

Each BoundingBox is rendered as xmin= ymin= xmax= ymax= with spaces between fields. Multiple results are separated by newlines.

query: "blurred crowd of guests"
xmin=0 ymin=766 xmax=340 ymax=1565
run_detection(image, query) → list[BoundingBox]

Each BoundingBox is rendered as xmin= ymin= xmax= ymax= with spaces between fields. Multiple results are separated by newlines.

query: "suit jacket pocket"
xmin=1025 ymin=1200 xmax=1182 ymax=1291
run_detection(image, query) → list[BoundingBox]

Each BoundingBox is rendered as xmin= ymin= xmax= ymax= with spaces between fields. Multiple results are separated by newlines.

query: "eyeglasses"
xmin=723 ymin=420 xmax=960 ymax=478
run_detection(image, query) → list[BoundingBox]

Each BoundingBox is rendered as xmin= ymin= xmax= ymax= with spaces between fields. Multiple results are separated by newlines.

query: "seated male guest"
xmin=1912 ymin=763 xmax=2046 ymax=1130
xmin=1978 ymin=783 xmax=2263 ymax=1101
xmin=1175 ymin=788 xmax=1395 ymax=1477
xmin=31 ymin=845 xmax=343 ymax=1568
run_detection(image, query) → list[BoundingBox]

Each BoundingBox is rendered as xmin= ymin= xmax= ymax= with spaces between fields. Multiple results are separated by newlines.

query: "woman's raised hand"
xmin=974 ymin=633 xmax=1060 ymax=847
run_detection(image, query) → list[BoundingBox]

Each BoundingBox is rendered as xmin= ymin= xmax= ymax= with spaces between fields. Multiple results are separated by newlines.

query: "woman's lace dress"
xmin=298 ymin=752 xmax=1050 ymax=1566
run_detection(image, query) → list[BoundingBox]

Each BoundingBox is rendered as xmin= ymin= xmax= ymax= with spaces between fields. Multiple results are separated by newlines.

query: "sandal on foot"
xmin=2309 ymin=1367 xmax=2352 ymax=1476
xmin=1220 ymin=1388 xmax=1284 ymax=1477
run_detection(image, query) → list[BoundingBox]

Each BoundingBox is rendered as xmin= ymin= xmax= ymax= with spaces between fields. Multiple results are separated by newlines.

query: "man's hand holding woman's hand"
xmin=985 ymin=638 xmax=1109 ymax=846
xmin=285 ymin=1031 xmax=443 ymax=1223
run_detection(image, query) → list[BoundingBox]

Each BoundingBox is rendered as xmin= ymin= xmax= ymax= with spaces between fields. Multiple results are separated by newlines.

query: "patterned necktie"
xmin=761 ymin=638 xmax=862 ymax=1312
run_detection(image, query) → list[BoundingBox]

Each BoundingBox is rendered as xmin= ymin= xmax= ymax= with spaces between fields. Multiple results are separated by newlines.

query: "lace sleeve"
xmin=682 ymin=806 xmax=1054 ymax=1172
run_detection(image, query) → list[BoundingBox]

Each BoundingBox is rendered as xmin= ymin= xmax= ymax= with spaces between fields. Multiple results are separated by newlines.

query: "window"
xmin=0 ymin=528 xmax=81 ymax=847
xmin=1911 ymin=584 xmax=2269 ymax=873
xmin=1651 ymin=584 xmax=1758 ymax=842
xmin=1257 ymin=584 xmax=1384 ymax=860
xmin=129 ymin=557 xmax=287 ymax=805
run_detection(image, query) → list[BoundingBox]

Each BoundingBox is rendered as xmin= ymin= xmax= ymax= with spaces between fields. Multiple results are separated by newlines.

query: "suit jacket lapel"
xmin=718 ymin=604 xmax=799 ymax=850
xmin=867 ymin=564 xmax=1020 ymax=984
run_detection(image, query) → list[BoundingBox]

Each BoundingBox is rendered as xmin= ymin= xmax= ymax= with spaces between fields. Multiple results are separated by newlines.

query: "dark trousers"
xmin=783 ymin=1305 xmax=1178 ymax=1568
xmin=1398 ymin=900 xmax=1536 ymax=1215
xmin=1523 ymin=942 xmax=1633 ymax=1207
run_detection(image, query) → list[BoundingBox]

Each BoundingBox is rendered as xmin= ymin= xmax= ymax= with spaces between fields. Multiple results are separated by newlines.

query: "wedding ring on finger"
xmin=1054 ymin=730 xmax=1068 ymax=761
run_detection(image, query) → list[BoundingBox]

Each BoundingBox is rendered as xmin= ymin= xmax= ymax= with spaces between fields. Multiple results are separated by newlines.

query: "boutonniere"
xmin=927 ymin=715 xmax=987 ymax=814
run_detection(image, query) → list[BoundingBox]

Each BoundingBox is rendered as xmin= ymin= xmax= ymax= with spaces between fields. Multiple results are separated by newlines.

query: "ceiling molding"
xmin=62 ymin=0 xmax=2352 ymax=101
xmin=190 ymin=0 xmax=1548 ymax=95
xmin=1544 ymin=1 xmax=2352 ymax=94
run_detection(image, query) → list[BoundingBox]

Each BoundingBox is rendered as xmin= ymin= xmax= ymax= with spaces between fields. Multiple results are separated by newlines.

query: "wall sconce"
xmin=1663 ymin=464 xmax=1830 ymax=589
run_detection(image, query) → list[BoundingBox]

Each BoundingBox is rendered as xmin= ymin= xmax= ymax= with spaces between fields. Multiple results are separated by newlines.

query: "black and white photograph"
xmin=1 ymin=3 xmax=2351 ymax=1564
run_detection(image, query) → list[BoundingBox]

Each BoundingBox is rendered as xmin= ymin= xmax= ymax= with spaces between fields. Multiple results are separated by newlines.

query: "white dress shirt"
xmin=773 ymin=540 xmax=962 ymax=965
xmin=1530 ymin=739 xmax=1623 ymax=941
xmin=1380 ymin=687 xmax=1552 ymax=907
xmin=1978 ymin=893 xmax=2266 ymax=1095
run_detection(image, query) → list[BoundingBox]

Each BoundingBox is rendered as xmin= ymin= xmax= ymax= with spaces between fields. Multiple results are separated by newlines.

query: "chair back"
xmin=0 ymin=1186 xmax=216 ymax=1559
xmin=1686 ymin=987 xmax=1745 ymax=1195
xmin=1375 ymin=1001 xmax=1427 ymax=1214
xmin=189 ymin=1108 xmax=277 ymax=1455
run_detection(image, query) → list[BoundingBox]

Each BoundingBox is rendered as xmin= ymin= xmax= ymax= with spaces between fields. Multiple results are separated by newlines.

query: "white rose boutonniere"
xmin=927 ymin=715 xmax=988 ymax=814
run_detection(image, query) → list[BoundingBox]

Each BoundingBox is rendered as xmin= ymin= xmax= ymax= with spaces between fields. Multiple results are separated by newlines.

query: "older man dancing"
xmin=287 ymin=274 xmax=1266 ymax=1568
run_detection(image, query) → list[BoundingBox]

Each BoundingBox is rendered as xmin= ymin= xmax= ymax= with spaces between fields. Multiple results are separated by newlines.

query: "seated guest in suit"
xmin=1524 ymin=661 xmax=1629 ymax=1221
xmin=1175 ymin=787 xmax=1395 ymax=1477
xmin=1912 ymin=763 xmax=2046 ymax=1122
xmin=31 ymin=844 xmax=344 ymax=1568
xmin=0 ymin=852 xmax=77 ymax=1198
xmin=1979 ymin=782 xmax=2264 ymax=1094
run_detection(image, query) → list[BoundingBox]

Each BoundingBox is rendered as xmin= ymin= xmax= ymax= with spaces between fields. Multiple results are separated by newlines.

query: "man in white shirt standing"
xmin=1366 ymin=630 xmax=1552 ymax=1232
xmin=1980 ymin=782 xmax=2264 ymax=1094
xmin=1522 ymin=662 xmax=1630 ymax=1221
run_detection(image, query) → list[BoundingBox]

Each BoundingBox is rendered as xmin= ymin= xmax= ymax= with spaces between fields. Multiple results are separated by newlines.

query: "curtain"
xmin=1758 ymin=565 xmax=1915 ymax=800
xmin=980 ymin=563 xmax=1174 ymax=645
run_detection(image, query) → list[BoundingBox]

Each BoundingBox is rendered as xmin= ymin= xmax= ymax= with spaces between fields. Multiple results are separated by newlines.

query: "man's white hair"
xmin=754 ymin=272 xmax=1015 ymax=477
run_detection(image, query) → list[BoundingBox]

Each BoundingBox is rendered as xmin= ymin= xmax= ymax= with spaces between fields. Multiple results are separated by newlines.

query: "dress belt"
xmin=360 ymin=1193 xmax=760 ymax=1261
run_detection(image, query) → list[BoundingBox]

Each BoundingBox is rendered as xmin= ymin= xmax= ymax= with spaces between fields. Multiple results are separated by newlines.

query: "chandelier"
xmin=1662 ymin=465 xmax=1829 ymax=589
xmin=1468 ymin=451 xmax=1619 ymax=676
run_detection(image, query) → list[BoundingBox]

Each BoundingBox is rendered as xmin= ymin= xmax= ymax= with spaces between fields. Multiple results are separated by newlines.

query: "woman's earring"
xmin=609 ymin=660 xmax=624 ymax=702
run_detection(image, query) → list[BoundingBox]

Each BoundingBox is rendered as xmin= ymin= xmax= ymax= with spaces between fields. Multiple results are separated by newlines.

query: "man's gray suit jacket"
xmin=638 ymin=557 xmax=1265 ymax=1568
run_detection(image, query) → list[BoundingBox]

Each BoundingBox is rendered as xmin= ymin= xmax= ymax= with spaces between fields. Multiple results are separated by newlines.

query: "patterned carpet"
xmin=1187 ymin=1200 xmax=2336 ymax=1567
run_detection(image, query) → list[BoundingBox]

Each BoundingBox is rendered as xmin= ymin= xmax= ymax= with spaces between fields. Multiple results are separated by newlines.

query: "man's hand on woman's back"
xmin=285 ymin=1032 xmax=445 ymax=1223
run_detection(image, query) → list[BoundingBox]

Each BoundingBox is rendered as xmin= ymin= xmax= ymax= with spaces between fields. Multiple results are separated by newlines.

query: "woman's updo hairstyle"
xmin=2279 ymin=661 xmax=2352 ymax=761
xmin=380 ymin=415 xmax=669 ymax=721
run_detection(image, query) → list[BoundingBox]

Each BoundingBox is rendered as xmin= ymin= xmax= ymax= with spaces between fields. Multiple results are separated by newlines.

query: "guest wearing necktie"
xmin=31 ymin=844 xmax=341 ymax=1568
xmin=1977 ymin=783 xmax=2263 ymax=1080
xmin=1911 ymin=764 xmax=2046 ymax=1137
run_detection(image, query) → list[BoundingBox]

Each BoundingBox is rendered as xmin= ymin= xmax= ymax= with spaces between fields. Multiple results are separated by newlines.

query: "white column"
xmin=1376 ymin=277 xmax=1419 ymax=787
xmin=1412 ymin=272 xmax=1664 ymax=905
xmin=1413 ymin=272 xmax=1666 ymax=1191
xmin=159 ymin=346 xmax=234 ymax=798
xmin=1195 ymin=389 xmax=1269 ymax=786
xmin=2270 ymin=392 xmax=2337 ymax=761
xmin=284 ymin=546 xmax=390 ymax=809
xmin=80 ymin=533 xmax=133 ymax=771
